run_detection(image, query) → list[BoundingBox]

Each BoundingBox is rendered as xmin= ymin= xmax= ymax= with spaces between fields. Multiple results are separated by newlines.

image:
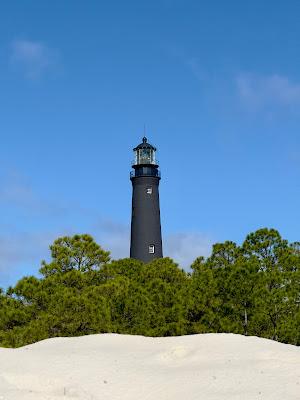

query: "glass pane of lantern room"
xmin=151 ymin=149 xmax=155 ymax=164
xmin=136 ymin=150 xmax=140 ymax=164
xmin=134 ymin=150 xmax=138 ymax=165
xmin=139 ymin=149 xmax=151 ymax=164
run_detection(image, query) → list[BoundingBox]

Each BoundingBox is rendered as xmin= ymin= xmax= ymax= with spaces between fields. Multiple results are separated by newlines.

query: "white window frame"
xmin=146 ymin=187 xmax=152 ymax=194
xmin=149 ymin=244 xmax=155 ymax=254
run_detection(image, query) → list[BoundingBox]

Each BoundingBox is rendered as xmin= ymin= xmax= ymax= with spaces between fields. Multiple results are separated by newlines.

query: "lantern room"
xmin=132 ymin=137 xmax=158 ymax=166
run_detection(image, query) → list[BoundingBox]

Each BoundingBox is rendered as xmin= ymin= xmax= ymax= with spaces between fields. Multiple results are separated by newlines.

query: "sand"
xmin=0 ymin=333 xmax=299 ymax=399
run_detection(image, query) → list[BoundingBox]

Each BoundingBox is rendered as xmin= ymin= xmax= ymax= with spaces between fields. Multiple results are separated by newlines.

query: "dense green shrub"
xmin=1 ymin=229 xmax=300 ymax=347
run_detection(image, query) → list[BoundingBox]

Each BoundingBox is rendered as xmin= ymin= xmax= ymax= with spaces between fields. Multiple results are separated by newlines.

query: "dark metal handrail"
xmin=130 ymin=170 xmax=161 ymax=178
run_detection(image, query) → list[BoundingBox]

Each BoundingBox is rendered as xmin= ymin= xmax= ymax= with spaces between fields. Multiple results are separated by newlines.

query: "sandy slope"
xmin=0 ymin=333 xmax=299 ymax=400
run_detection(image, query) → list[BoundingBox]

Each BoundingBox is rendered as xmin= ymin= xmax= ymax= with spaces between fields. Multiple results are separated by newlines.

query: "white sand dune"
xmin=0 ymin=333 xmax=299 ymax=400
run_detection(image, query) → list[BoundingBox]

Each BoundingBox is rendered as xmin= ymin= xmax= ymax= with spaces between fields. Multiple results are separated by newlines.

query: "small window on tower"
xmin=149 ymin=244 xmax=155 ymax=254
xmin=146 ymin=187 xmax=152 ymax=194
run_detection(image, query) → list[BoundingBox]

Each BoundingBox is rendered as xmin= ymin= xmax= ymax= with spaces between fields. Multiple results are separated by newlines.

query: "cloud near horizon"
xmin=0 ymin=171 xmax=213 ymax=287
xmin=92 ymin=218 xmax=213 ymax=268
xmin=164 ymin=232 xmax=213 ymax=268
xmin=0 ymin=230 xmax=59 ymax=286
xmin=0 ymin=222 xmax=213 ymax=288
xmin=11 ymin=39 xmax=58 ymax=79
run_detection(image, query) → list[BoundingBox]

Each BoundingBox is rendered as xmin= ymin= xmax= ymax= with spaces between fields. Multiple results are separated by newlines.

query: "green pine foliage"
xmin=0 ymin=229 xmax=300 ymax=347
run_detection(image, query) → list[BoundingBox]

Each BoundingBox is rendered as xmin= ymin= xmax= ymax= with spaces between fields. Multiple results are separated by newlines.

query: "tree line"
xmin=0 ymin=228 xmax=299 ymax=347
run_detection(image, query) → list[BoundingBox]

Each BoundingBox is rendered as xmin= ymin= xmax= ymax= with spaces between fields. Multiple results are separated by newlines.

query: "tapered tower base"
xmin=130 ymin=176 xmax=163 ymax=262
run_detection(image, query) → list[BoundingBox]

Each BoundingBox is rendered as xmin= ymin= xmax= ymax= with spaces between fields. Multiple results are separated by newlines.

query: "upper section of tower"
xmin=130 ymin=137 xmax=161 ymax=180
xmin=132 ymin=137 xmax=158 ymax=167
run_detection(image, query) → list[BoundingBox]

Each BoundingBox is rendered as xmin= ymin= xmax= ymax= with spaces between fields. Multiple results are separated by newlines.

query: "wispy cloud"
xmin=0 ymin=230 xmax=59 ymax=287
xmin=165 ymin=44 xmax=207 ymax=83
xmin=0 ymin=170 xmax=70 ymax=286
xmin=164 ymin=232 xmax=213 ymax=269
xmin=165 ymin=44 xmax=300 ymax=114
xmin=236 ymin=73 xmax=300 ymax=111
xmin=11 ymin=39 xmax=58 ymax=79
xmin=0 ymin=170 xmax=66 ymax=216
xmin=0 ymin=222 xmax=213 ymax=287
xmin=0 ymin=170 xmax=39 ymax=209
xmin=0 ymin=170 xmax=213 ymax=286
xmin=92 ymin=219 xmax=213 ymax=268
xmin=91 ymin=218 xmax=130 ymax=260
xmin=185 ymin=57 xmax=207 ymax=82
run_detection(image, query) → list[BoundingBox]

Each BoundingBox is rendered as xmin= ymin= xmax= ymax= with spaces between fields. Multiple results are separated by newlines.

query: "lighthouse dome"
xmin=133 ymin=137 xmax=156 ymax=151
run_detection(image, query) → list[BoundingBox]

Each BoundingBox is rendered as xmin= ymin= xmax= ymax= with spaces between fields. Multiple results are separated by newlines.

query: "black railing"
xmin=130 ymin=168 xmax=161 ymax=178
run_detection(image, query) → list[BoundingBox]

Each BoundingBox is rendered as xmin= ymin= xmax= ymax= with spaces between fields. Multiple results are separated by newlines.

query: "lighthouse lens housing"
xmin=132 ymin=137 xmax=158 ymax=167
xmin=137 ymin=148 xmax=154 ymax=164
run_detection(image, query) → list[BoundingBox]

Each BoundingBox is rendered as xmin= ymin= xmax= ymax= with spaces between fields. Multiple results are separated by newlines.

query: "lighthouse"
xmin=130 ymin=137 xmax=163 ymax=262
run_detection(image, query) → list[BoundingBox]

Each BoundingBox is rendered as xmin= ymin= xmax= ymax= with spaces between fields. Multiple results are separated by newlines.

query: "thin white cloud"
xmin=165 ymin=44 xmax=207 ymax=83
xmin=0 ymin=170 xmax=37 ymax=208
xmin=11 ymin=39 xmax=58 ymax=79
xmin=0 ymin=230 xmax=59 ymax=287
xmin=164 ymin=232 xmax=213 ymax=270
xmin=185 ymin=57 xmax=206 ymax=82
xmin=91 ymin=218 xmax=130 ymax=260
xmin=92 ymin=219 xmax=213 ymax=268
xmin=0 ymin=223 xmax=213 ymax=287
xmin=0 ymin=170 xmax=66 ymax=216
xmin=236 ymin=73 xmax=300 ymax=111
xmin=0 ymin=170 xmax=213 ymax=285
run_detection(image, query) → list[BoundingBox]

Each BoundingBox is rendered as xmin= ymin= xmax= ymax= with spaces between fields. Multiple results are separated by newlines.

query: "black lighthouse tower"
xmin=130 ymin=137 xmax=163 ymax=262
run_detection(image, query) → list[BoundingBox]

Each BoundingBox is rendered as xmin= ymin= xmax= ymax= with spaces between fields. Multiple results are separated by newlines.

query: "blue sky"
xmin=1 ymin=0 xmax=300 ymax=287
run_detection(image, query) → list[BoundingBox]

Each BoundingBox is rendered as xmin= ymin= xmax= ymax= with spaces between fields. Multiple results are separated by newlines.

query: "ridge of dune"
xmin=0 ymin=333 xmax=299 ymax=400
